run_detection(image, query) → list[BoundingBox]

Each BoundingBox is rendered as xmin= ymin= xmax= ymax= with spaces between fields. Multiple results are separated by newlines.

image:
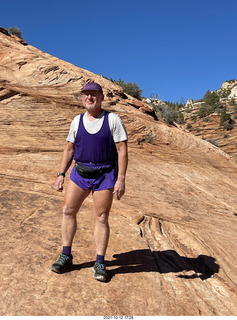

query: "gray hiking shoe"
xmin=51 ymin=253 xmax=73 ymax=274
xmin=92 ymin=262 xmax=107 ymax=282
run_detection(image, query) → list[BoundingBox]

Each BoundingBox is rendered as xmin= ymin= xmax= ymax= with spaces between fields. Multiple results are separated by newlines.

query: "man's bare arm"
xmin=55 ymin=142 xmax=75 ymax=192
xmin=113 ymin=140 xmax=128 ymax=200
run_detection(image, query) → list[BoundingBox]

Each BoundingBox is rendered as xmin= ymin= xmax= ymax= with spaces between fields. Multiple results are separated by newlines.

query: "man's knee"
xmin=62 ymin=204 xmax=77 ymax=217
xmin=95 ymin=211 xmax=109 ymax=225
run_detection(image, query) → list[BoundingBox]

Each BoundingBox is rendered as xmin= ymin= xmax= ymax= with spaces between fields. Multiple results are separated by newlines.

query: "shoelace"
xmin=58 ymin=254 xmax=70 ymax=264
xmin=95 ymin=262 xmax=106 ymax=271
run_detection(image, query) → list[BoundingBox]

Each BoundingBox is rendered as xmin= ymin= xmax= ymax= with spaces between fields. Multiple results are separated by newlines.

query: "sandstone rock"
xmin=0 ymin=26 xmax=9 ymax=35
xmin=0 ymin=27 xmax=237 ymax=316
xmin=221 ymin=79 xmax=237 ymax=91
xmin=229 ymin=85 xmax=237 ymax=98
xmin=220 ymin=80 xmax=237 ymax=98
xmin=10 ymin=34 xmax=28 ymax=46
xmin=185 ymin=98 xmax=193 ymax=108
xmin=127 ymin=99 xmax=152 ymax=111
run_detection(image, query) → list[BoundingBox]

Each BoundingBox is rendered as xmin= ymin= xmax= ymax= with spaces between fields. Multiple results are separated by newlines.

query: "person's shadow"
xmin=72 ymin=249 xmax=219 ymax=283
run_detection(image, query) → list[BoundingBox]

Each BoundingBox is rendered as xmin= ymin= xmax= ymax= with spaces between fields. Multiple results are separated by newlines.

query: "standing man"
xmin=51 ymin=82 xmax=128 ymax=282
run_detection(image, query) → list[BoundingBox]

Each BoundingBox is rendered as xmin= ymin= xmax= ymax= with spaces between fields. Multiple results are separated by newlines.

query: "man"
xmin=51 ymin=82 xmax=128 ymax=282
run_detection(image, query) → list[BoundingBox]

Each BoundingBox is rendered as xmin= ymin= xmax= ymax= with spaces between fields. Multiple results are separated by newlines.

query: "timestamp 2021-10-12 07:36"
xmin=103 ymin=316 xmax=134 ymax=320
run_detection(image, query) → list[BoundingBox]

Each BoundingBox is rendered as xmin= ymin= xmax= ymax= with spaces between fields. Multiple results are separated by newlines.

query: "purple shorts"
xmin=70 ymin=165 xmax=118 ymax=191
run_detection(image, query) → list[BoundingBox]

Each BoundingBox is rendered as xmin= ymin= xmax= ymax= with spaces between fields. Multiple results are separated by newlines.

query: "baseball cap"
xmin=81 ymin=82 xmax=103 ymax=94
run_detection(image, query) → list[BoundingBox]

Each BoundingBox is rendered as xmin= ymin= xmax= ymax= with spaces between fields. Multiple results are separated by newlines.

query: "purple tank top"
xmin=73 ymin=111 xmax=118 ymax=165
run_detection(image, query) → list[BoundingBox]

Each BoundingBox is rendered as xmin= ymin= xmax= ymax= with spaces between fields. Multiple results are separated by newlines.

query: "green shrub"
xmin=143 ymin=132 xmax=156 ymax=144
xmin=150 ymin=102 xmax=179 ymax=124
xmin=220 ymin=109 xmax=235 ymax=130
xmin=177 ymin=112 xmax=185 ymax=124
xmin=161 ymin=100 xmax=185 ymax=124
xmin=112 ymin=79 xmax=143 ymax=100
xmin=191 ymin=115 xmax=197 ymax=122
xmin=161 ymin=105 xmax=182 ymax=124
xmin=203 ymin=117 xmax=210 ymax=122
xmin=229 ymin=98 xmax=237 ymax=108
xmin=187 ymin=123 xmax=192 ymax=129
xmin=160 ymin=105 xmax=177 ymax=124
xmin=220 ymin=109 xmax=230 ymax=126
xmin=203 ymin=90 xmax=220 ymax=106
xmin=206 ymin=139 xmax=219 ymax=147
xmin=197 ymin=105 xmax=209 ymax=118
xmin=8 ymin=26 xmax=23 ymax=39
xmin=195 ymin=90 xmax=220 ymax=118
xmin=224 ymin=121 xmax=235 ymax=131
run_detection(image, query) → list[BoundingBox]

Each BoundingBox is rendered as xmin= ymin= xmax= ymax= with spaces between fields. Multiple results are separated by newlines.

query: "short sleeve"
xmin=66 ymin=115 xmax=80 ymax=143
xmin=108 ymin=113 xmax=128 ymax=143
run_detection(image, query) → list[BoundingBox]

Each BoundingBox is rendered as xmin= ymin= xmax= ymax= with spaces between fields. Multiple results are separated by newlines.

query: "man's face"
xmin=82 ymin=90 xmax=104 ymax=111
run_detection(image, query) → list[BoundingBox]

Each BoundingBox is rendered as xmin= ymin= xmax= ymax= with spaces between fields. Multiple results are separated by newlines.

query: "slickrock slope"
xmin=0 ymin=28 xmax=237 ymax=316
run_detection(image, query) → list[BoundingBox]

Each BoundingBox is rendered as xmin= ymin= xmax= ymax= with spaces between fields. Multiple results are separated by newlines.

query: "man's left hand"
xmin=113 ymin=179 xmax=125 ymax=200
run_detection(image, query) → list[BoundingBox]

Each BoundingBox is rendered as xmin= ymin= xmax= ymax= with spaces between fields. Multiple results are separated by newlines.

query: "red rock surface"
xmin=0 ymin=28 xmax=237 ymax=316
xmin=183 ymin=100 xmax=237 ymax=161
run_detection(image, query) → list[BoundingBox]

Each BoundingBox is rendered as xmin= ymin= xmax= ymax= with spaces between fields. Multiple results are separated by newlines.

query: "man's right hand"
xmin=55 ymin=176 xmax=64 ymax=192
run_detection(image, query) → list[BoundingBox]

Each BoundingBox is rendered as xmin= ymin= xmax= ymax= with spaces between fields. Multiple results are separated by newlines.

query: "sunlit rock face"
xmin=0 ymin=27 xmax=237 ymax=316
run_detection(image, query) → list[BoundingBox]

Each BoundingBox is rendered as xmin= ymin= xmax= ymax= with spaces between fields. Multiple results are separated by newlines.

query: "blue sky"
xmin=1 ymin=0 xmax=236 ymax=102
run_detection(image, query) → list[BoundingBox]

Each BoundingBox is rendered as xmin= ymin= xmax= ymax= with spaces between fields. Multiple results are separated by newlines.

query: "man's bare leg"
xmin=51 ymin=180 xmax=90 ymax=274
xmin=92 ymin=188 xmax=113 ymax=257
xmin=92 ymin=188 xmax=113 ymax=281
xmin=62 ymin=179 xmax=91 ymax=247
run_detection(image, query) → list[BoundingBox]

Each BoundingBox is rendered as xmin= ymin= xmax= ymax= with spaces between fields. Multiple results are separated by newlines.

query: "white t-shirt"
xmin=67 ymin=110 xmax=128 ymax=143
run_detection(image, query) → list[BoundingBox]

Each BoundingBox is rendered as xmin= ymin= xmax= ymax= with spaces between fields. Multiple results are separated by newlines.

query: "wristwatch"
xmin=57 ymin=172 xmax=65 ymax=177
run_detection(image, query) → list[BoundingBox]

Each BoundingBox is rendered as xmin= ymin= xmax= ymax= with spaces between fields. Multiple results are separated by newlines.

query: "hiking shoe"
xmin=92 ymin=262 xmax=107 ymax=282
xmin=51 ymin=253 xmax=73 ymax=274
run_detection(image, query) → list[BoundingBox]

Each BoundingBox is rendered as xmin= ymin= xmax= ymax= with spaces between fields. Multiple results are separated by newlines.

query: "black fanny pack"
xmin=75 ymin=162 xmax=115 ymax=179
